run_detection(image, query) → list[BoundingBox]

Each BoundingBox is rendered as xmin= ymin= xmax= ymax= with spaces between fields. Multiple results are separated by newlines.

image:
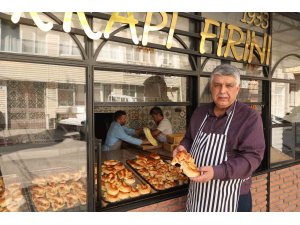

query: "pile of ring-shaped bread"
xmin=101 ymin=160 xmax=151 ymax=203
xmin=171 ymin=151 xmax=201 ymax=178
xmin=29 ymin=170 xmax=86 ymax=212
xmin=0 ymin=176 xmax=26 ymax=212
xmin=127 ymin=153 xmax=188 ymax=190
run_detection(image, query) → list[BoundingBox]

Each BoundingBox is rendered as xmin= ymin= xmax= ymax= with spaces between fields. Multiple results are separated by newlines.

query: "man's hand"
xmin=141 ymin=139 xmax=150 ymax=145
xmin=135 ymin=128 xmax=143 ymax=136
xmin=190 ymin=166 xmax=214 ymax=183
xmin=173 ymin=144 xmax=187 ymax=158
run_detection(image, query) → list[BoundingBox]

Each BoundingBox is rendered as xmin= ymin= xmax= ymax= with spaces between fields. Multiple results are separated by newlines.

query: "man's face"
xmin=210 ymin=75 xmax=240 ymax=110
xmin=118 ymin=115 xmax=127 ymax=126
xmin=151 ymin=114 xmax=160 ymax=125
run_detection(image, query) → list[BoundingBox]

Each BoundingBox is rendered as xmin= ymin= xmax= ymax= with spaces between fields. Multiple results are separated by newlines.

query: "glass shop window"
xmin=94 ymin=71 xmax=187 ymax=103
xmin=1 ymin=20 xmax=20 ymax=52
xmin=271 ymin=81 xmax=300 ymax=167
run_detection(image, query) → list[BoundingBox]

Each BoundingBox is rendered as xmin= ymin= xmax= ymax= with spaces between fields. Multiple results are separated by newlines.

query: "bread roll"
xmin=149 ymin=153 xmax=160 ymax=160
xmin=171 ymin=151 xmax=200 ymax=178
xmin=137 ymin=184 xmax=151 ymax=195
xmin=105 ymin=183 xmax=119 ymax=196
xmin=103 ymin=193 xmax=119 ymax=203
xmin=0 ymin=196 xmax=12 ymax=207
xmin=6 ymin=202 xmax=20 ymax=212
xmin=7 ymin=183 xmax=21 ymax=192
xmin=57 ymin=183 xmax=71 ymax=196
xmin=129 ymin=187 xmax=140 ymax=198
xmin=154 ymin=183 xmax=165 ymax=190
xmin=118 ymin=191 xmax=130 ymax=200
xmin=32 ymin=177 xmax=47 ymax=186
xmin=114 ymin=162 xmax=125 ymax=171
xmin=44 ymin=186 xmax=58 ymax=198
xmin=103 ymin=160 xmax=119 ymax=166
xmin=124 ymin=177 xmax=135 ymax=185
xmin=101 ymin=181 xmax=106 ymax=192
xmin=33 ymin=197 xmax=50 ymax=212
xmin=49 ymin=196 xmax=65 ymax=211
xmin=31 ymin=186 xmax=45 ymax=197
xmin=102 ymin=166 xmax=117 ymax=174
xmin=180 ymin=161 xmax=201 ymax=178
xmin=64 ymin=193 xmax=79 ymax=208
xmin=102 ymin=173 xmax=117 ymax=183
xmin=164 ymin=181 xmax=176 ymax=189
xmin=77 ymin=190 xmax=87 ymax=205
xmin=119 ymin=182 xmax=131 ymax=193
xmin=70 ymin=181 xmax=84 ymax=192
xmin=116 ymin=169 xmax=126 ymax=180
xmin=127 ymin=160 xmax=143 ymax=169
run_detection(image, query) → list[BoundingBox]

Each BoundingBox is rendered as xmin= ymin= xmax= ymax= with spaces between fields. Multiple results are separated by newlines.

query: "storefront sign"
xmin=11 ymin=12 xmax=271 ymax=65
xmin=240 ymin=12 xmax=269 ymax=30
xmin=200 ymin=18 xmax=271 ymax=65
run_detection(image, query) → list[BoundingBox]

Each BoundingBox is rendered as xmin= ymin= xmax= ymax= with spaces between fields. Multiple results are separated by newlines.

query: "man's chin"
xmin=215 ymin=102 xmax=231 ymax=109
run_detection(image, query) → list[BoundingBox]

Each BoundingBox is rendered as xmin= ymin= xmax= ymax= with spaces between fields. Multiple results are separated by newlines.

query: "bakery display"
xmin=171 ymin=151 xmax=200 ymax=178
xmin=0 ymin=175 xmax=28 ymax=212
xmin=29 ymin=169 xmax=86 ymax=212
xmin=127 ymin=153 xmax=188 ymax=191
xmin=100 ymin=160 xmax=151 ymax=203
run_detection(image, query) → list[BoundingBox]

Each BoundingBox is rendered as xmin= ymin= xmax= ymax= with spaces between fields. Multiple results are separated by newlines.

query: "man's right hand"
xmin=173 ymin=145 xmax=187 ymax=158
xmin=141 ymin=140 xmax=150 ymax=145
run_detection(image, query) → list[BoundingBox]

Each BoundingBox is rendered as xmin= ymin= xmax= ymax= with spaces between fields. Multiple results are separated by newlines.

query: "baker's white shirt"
xmin=156 ymin=118 xmax=173 ymax=142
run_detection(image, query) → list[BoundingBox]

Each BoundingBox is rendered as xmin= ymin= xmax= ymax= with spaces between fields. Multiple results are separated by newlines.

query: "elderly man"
xmin=173 ymin=64 xmax=265 ymax=212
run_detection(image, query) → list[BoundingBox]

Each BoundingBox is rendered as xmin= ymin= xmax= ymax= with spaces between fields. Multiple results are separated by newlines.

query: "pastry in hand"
xmin=171 ymin=151 xmax=200 ymax=178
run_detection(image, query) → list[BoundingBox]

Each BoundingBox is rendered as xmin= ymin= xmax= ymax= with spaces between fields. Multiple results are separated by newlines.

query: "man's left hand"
xmin=190 ymin=166 xmax=214 ymax=183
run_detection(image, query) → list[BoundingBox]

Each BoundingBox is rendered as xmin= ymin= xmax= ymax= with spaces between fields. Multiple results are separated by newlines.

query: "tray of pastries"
xmin=98 ymin=160 xmax=152 ymax=205
xmin=126 ymin=153 xmax=189 ymax=191
xmin=28 ymin=167 xmax=86 ymax=212
xmin=0 ymin=174 xmax=30 ymax=212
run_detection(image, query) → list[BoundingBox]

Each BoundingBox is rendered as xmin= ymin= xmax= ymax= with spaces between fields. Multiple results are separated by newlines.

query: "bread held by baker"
xmin=171 ymin=151 xmax=200 ymax=178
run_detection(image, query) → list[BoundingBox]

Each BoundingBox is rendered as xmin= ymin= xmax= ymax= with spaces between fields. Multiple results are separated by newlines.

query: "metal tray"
xmin=26 ymin=167 xmax=87 ymax=212
xmin=99 ymin=160 xmax=155 ymax=207
xmin=126 ymin=156 xmax=189 ymax=192
xmin=0 ymin=174 xmax=31 ymax=212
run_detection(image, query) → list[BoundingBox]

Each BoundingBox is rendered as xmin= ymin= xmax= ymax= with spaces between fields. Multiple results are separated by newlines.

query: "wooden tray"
xmin=141 ymin=143 xmax=163 ymax=151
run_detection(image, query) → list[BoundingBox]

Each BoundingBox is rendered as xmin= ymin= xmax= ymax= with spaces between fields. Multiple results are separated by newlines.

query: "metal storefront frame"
xmin=1 ymin=12 xmax=300 ymax=212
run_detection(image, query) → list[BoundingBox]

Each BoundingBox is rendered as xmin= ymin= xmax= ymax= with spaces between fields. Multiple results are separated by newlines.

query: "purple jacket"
xmin=181 ymin=101 xmax=265 ymax=194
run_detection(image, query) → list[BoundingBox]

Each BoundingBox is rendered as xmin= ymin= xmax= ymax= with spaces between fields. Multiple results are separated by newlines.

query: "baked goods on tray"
xmin=29 ymin=169 xmax=86 ymax=212
xmin=127 ymin=153 xmax=188 ymax=190
xmin=0 ymin=175 xmax=28 ymax=212
xmin=100 ymin=160 xmax=151 ymax=203
xmin=171 ymin=151 xmax=200 ymax=178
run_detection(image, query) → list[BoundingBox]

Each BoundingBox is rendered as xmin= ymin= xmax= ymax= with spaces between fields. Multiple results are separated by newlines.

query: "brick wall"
xmin=129 ymin=196 xmax=187 ymax=212
xmin=129 ymin=164 xmax=300 ymax=212
xmin=269 ymin=164 xmax=300 ymax=212
xmin=251 ymin=174 xmax=268 ymax=212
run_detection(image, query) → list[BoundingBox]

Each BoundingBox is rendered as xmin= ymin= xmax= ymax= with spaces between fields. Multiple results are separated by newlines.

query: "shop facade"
xmin=0 ymin=12 xmax=299 ymax=212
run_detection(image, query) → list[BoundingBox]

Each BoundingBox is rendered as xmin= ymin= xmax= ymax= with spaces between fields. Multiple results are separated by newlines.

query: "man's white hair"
xmin=210 ymin=64 xmax=241 ymax=86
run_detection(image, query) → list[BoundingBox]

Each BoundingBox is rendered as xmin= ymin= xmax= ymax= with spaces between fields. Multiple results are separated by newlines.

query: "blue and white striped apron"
xmin=186 ymin=102 xmax=244 ymax=212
